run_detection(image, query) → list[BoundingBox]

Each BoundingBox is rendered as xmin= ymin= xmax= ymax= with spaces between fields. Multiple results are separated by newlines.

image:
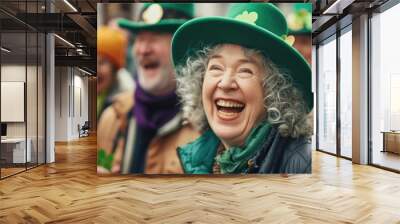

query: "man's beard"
xmin=138 ymin=64 xmax=174 ymax=95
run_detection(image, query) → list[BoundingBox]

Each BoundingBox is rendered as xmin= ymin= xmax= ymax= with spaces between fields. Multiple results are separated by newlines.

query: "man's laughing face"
xmin=133 ymin=31 xmax=176 ymax=96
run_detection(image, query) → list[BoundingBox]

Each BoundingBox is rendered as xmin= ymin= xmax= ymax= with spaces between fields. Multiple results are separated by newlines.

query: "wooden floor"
xmin=1 ymin=135 xmax=400 ymax=223
xmin=1 ymin=167 xmax=25 ymax=178
xmin=1 ymin=163 xmax=43 ymax=178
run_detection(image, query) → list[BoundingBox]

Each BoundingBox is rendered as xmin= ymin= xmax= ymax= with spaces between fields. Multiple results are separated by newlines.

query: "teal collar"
xmin=177 ymin=130 xmax=219 ymax=174
xmin=177 ymin=121 xmax=271 ymax=174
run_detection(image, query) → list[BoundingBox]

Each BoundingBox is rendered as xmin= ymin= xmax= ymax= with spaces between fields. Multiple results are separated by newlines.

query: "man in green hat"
xmin=97 ymin=3 xmax=199 ymax=174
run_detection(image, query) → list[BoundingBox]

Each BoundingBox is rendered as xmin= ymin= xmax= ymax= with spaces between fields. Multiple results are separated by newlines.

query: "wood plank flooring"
xmin=1 ymin=167 xmax=25 ymax=178
xmin=1 ymin=163 xmax=44 ymax=178
xmin=0 ymin=135 xmax=400 ymax=223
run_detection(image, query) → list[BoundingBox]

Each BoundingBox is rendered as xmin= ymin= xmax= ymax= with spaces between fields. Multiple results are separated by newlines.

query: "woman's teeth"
xmin=216 ymin=99 xmax=244 ymax=108
xmin=215 ymin=99 xmax=245 ymax=116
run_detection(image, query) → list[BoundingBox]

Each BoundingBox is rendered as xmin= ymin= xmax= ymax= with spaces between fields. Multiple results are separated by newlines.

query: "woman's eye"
xmin=209 ymin=65 xmax=223 ymax=71
xmin=238 ymin=68 xmax=254 ymax=78
xmin=206 ymin=64 xmax=224 ymax=77
xmin=238 ymin=68 xmax=253 ymax=74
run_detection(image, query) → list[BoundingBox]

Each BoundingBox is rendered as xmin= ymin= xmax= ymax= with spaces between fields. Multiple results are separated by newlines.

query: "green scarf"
xmin=216 ymin=122 xmax=271 ymax=173
xmin=178 ymin=121 xmax=271 ymax=174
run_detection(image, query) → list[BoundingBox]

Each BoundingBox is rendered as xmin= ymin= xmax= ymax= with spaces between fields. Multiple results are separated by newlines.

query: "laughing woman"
xmin=173 ymin=3 xmax=313 ymax=174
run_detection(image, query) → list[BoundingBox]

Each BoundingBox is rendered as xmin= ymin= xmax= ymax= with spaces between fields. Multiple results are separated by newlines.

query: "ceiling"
xmin=1 ymin=0 xmax=396 ymax=73
xmin=0 ymin=0 xmax=98 ymax=73
xmin=311 ymin=0 xmax=391 ymax=43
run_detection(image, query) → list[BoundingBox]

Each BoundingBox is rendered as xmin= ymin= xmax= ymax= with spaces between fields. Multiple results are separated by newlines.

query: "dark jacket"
xmin=177 ymin=126 xmax=311 ymax=174
xmin=246 ymin=127 xmax=311 ymax=174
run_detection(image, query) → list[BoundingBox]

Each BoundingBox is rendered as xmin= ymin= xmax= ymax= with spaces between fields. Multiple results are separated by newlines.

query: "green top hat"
xmin=172 ymin=3 xmax=313 ymax=111
xmin=118 ymin=3 xmax=194 ymax=33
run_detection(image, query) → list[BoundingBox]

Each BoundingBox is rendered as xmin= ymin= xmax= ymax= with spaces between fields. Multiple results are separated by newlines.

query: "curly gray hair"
xmin=176 ymin=44 xmax=312 ymax=138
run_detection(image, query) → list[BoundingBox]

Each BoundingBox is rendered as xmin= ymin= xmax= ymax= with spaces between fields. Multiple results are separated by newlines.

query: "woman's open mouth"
xmin=215 ymin=99 xmax=245 ymax=120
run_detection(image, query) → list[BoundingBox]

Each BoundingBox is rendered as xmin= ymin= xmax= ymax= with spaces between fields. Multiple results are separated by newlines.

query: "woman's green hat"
xmin=118 ymin=3 xmax=194 ymax=33
xmin=172 ymin=3 xmax=313 ymax=111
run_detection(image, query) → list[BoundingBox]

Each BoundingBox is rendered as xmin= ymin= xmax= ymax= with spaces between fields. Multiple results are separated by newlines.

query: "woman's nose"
xmin=217 ymin=71 xmax=238 ymax=90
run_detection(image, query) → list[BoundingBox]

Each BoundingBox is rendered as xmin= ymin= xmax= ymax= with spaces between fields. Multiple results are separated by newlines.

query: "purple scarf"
xmin=133 ymin=82 xmax=180 ymax=131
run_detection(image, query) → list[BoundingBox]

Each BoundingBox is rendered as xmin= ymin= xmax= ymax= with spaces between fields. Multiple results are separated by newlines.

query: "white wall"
xmin=1 ymin=65 xmax=31 ymax=138
xmin=55 ymin=67 xmax=89 ymax=141
xmin=71 ymin=73 xmax=89 ymax=138
xmin=55 ymin=66 xmax=69 ymax=141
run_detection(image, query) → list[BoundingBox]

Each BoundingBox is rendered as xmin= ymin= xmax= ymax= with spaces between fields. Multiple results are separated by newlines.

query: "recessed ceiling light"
xmin=63 ymin=0 xmax=78 ymax=12
xmin=78 ymin=67 xmax=93 ymax=76
xmin=54 ymin=34 xmax=75 ymax=48
xmin=1 ymin=47 xmax=11 ymax=53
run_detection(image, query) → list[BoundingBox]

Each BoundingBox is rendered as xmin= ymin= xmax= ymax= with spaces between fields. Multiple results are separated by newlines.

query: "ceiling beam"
xmin=55 ymin=55 xmax=96 ymax=71
xmin=322 ymin=0 xmax=356 ymax=15
xmin=67 ymin=13 xmax=96 ymax=45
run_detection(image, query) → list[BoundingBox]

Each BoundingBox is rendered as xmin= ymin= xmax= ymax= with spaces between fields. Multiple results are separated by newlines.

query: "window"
xmin=370 ymin=2 xmax=400 ymax=171
xmin=339 ymin=28 xmax=352 ymax=158
xmin=317 ymin=35 xmax=337 ymax=154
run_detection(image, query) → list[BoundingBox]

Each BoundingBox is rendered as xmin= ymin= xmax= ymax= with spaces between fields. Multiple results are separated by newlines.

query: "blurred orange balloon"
xmin=97 ymin=26 xmax=128 ymax=69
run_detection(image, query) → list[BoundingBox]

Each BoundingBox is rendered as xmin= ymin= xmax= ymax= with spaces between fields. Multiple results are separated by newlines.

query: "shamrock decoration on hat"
xmin=118 ymin=3 xmax=194 ymax=33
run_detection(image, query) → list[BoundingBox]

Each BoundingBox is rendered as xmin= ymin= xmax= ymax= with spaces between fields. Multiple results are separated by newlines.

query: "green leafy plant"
xmin=97 ymin=148 xmax=114 ymax=171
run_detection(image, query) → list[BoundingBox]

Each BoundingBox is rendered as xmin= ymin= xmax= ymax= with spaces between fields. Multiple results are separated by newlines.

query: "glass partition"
xmin=0 ymin=0 xmax=46 ymax=179
xmin=27 ymin=31 xmax=38 ymax=169
xmin=1 ymin=30 xmax=28 ymax=178
xmin=38 ymin=32 xmax=45 ymax=165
